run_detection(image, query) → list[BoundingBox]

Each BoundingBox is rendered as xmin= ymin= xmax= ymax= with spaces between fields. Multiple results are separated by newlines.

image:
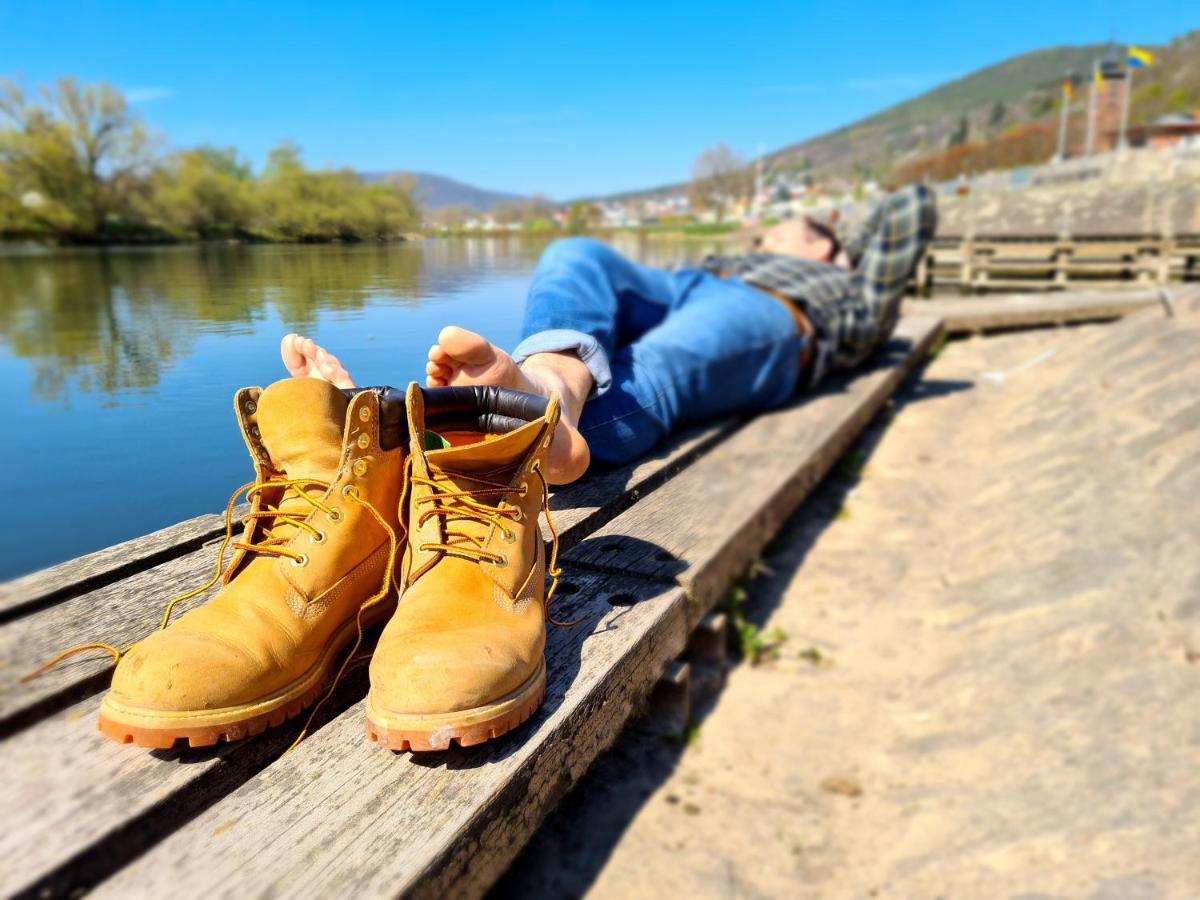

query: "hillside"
xmin=596 ymin=31 xmax=1200 ymax=202
xmin=359 ymin=171 xmax=528 ymax=211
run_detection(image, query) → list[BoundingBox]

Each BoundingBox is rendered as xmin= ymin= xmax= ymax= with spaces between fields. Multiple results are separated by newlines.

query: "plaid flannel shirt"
xmin=699 ymin=183 xmax=937 ymax=386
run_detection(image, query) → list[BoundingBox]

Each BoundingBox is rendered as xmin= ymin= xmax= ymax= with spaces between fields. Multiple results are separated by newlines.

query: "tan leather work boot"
xmin=366 ymin=383 xmax=562 ymax=751
xmin=98 ymin=378 xmax=405 ymax=749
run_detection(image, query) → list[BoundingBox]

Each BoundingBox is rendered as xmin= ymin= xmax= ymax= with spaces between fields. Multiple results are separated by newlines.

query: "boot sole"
xmin=364 ymin=658 xmax=546 ymax=752
xmin=97 ymin=599 xmax=397 ymax=750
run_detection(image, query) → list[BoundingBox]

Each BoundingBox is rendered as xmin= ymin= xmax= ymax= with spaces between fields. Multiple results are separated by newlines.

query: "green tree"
xmin=689 ymin=143 xmax=751 ymax=222
xmin=252 ymin=142 xmax=419 ymax=241
xmin=0 ymin=78 xmax=153 ymax=239
xmin=948 ymin=114 xmax=971 ymax=147
xmin=988 ymin=100 xmax=1007 ymax=130
xmin=148 ymin=146 xmax=253 ymax=239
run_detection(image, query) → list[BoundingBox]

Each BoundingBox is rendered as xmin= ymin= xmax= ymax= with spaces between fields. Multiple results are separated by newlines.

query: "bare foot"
xmin=427 ymin=326 xmax=592 ymax=484
xmin=280 ymin=334 xmax=356 ymax=389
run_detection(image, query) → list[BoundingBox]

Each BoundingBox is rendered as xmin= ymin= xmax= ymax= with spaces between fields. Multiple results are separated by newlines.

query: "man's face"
xmin=759 ymin=219 xmax=834 ymax=261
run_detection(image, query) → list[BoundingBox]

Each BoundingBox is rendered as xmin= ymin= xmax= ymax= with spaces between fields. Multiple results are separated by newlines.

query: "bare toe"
xmin=315 ymin=348 xmax=355 ymax=389
xmin=281 ymin=334 xmax=308 ymax=376
xmin=437 ymin=325 xmax=496 ymax=366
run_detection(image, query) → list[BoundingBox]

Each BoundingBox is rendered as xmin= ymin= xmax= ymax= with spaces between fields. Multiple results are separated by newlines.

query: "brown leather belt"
xmin=718 ymin=273 xmax=816 ymax=375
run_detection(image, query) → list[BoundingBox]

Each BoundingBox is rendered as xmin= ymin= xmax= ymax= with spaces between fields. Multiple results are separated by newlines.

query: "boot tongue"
xmin=425 ymin=418 xmax=545 ymax=486
xmin=256 ymin=378 xmax=349 ymax=484
xmin=253 ymin=378 xmax=350 ymax=543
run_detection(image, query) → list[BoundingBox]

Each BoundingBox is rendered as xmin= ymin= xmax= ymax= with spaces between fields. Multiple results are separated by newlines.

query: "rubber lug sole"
xmin=365 ymin=660 xmax=546 ymax=752
xmin=97 ymin=598 xmax=396 ymax=750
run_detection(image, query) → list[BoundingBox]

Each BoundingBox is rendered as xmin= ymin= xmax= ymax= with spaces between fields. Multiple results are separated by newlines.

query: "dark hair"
xmin=803 ymin=217 xmax=842 ymax=263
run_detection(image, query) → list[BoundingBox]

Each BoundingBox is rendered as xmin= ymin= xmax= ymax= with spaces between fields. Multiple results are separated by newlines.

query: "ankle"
xmin=519 ymin=352 xmax=592 ymax=413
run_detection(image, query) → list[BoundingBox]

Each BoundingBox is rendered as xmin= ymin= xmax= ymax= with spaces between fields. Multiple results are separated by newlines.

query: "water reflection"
xmin=0 ymin=235 xmax=722 ymax=406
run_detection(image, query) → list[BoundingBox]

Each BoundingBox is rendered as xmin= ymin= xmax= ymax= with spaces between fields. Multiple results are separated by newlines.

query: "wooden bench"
xmin=0 ymin=293 xmax=1166 ymax=899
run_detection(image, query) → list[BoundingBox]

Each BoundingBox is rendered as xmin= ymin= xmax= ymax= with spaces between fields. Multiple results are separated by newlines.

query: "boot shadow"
xmin=407 ymin=536 xmax=682 ymax=772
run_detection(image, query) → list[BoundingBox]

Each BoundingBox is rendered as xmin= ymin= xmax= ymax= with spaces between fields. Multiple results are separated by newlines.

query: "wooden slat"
xmin=0 ymin=547 xmax=221 ymax=737
xmin=564 ymin=315 xmax=942 ymax=607
xmin=76 ymin=317 xmax=939 ymax=900
xmin=907 ymin=290 xmax=1161 ymax=333
xmin=543 ymin=417 xmax=739 ymax=551
xmin=0 ymin=511 xmax=239 ymax=623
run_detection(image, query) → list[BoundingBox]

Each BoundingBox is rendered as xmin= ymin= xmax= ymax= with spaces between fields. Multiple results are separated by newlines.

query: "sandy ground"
xmin=494 ymin=295 xmax=1200 ymax=899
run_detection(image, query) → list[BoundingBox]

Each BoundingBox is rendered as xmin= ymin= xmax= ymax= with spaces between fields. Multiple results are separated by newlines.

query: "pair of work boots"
xmin=97 ymin=377 xmax=562 ymax=752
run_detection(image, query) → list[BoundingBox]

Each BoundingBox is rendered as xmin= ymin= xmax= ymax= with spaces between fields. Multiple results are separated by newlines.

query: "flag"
xmin=1128 ymin=46 xmax=1154 ymax=68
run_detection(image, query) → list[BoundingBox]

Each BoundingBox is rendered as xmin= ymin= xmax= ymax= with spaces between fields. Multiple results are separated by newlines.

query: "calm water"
xmin=0 ymin=236 xmax=723 ymax=580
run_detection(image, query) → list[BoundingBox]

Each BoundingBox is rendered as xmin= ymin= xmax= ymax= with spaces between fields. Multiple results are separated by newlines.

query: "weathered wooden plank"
xmin=563 ymin=315 xmax=943 ymax=610
xmin=88 ymin=571 xmax=689 ymax=900
xmin=0 ymin=510 xmax=239 ymax=623
xmin=544 ymin=417 xmax=739 ymax=550
xmin=0 ymin=420 xmax=732 ymax=740
xmin=906 ymin=289 xmax=1161 ymax=333
xmin=0 ymin=546 xmax=221 ymax=737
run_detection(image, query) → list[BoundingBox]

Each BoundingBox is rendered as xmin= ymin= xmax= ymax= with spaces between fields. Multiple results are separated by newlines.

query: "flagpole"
xmin=1055 ymin=76 xmax=1071 ymax=161
xmin=1084 ymin=59 xmax=1098 ymax=157
xmin=1118 ymin=63 xmax=1134 ymax=151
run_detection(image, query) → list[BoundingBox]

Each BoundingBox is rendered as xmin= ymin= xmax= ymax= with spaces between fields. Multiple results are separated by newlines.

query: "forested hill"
xmin=598 ymin=31 xmax=1200 ymax=200
xmin=765 ymin=44 xmax=1108 ymax=177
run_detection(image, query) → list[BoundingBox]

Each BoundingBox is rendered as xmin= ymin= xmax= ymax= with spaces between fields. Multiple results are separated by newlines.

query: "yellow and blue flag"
xmin=1128 ymin=46 xmax=1155 ymax=68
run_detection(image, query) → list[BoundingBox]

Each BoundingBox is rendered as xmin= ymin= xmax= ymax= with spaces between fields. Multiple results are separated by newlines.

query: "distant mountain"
xmin=360 ymin=171 xmax=529 ymax=212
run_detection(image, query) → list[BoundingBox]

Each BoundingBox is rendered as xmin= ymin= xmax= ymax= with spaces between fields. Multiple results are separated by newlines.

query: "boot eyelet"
xmin=342 ymin=484 xmax=358 ymax=498
xmin=358 ymin=406 xmax=371 ymax=422
xmin=245 ymin=400 xmax=257 ymax=414
xmin=501 ymin=529 xmax=516 ymax=543
xmin=357 ymin=433 xmax=371 ymax=450
xmin=491 ymin=556 xmax=508 ymax=569
xmin=352 ymin=459 xmax=369 ymax=477
xmin=327 ymin=508 xmax=343 ymax=523
xmin=291 ymin=553 xmax=309 ymax=568
xmin=310 ymin=531 xmax=326 ymax=545
xmin=511 ymin=508 xmax=524 ymax=522
xmin=519 ymin=483 xmax=529 ymax=497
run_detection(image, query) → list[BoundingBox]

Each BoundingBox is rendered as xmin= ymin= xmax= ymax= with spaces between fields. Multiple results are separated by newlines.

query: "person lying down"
xmin=282 ymin=184 xmax=936 ymax=485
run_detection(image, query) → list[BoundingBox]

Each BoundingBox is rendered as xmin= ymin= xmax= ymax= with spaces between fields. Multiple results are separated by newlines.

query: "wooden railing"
xmin=913 ymin=235 xmax=1200 ymax=294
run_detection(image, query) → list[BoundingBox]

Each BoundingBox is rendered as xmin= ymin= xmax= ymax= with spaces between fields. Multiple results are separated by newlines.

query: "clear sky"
xmin=1 ymin=1 xmax=1195 ymax=198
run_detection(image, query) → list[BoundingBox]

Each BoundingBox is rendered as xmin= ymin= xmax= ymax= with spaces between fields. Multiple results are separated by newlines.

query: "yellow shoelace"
xmin=410 ymin=459 xmax=578 ymax=627
xmin=22 ymin=477 xmax=394 ymax=682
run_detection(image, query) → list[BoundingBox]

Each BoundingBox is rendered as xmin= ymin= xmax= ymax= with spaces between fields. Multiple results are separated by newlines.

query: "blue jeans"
xmin=512 ymin=238 xmax=805 ymax=467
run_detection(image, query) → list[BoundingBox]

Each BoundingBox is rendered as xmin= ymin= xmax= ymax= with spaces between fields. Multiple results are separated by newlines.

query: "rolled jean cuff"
xmin=512 ymin=328 xmax=613 ymax=397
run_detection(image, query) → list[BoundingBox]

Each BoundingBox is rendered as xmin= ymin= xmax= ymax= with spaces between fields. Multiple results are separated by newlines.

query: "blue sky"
xmin=1 ymin=1 xmax=1195 ymax=198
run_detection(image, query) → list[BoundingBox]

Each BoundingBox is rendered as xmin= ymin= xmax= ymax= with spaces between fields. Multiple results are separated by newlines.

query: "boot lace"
xmin=409 ymin=459 xmax=579 ymax=627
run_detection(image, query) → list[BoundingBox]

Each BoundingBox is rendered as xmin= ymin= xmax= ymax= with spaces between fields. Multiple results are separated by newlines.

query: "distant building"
xmin=1126 ymin=113 xmax=1200 ymax=149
